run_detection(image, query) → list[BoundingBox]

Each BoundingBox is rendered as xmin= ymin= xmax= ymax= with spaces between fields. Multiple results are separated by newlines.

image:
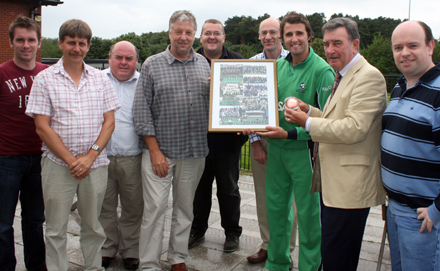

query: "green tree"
xmin=86 ymin=37 xmax=113 ymax=59
xmin=224 ymin=15 xmax=259 ymax=45
xmin=41 ymin=37 xmax=62 ymax=58
xmin=361 ymin=34 xmax=399 ymax=74
xmin=306 ymin=12 xmax=327 ymax=39
xmin=433 ymin=41 xmax=440 ymax=63
xmin=310 ymin=37 xmax=325 ymax=60
xmin=224 ymin=41 xmax=259 ymax=58
xmin=115 ymin=32 xmax=151 ymax=62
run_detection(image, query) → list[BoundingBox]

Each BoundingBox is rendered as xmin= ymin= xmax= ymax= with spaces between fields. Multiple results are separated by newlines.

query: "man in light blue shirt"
xmin=99 ymin=41 xmax=142 ymax=271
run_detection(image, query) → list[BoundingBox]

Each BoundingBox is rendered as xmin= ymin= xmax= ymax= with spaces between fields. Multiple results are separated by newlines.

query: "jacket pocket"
xmin=340 ymin=154 xmax=370 ymax=166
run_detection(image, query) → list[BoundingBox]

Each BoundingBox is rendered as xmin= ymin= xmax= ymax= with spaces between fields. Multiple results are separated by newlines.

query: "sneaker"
xmin=188 ymin=231 xmax=205 ymax=249
xmin=224 ymin=235 xmax=239 ymax=252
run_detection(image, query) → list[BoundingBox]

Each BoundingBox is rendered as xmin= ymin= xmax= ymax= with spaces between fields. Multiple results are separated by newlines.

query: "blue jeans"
xmin=0 ymin=154 xmax=45 ymax=271
xmin=387 ymin=207 xmax=440 ymax=271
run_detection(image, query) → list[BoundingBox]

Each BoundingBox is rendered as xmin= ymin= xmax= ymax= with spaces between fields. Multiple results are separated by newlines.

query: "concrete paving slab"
xmin=12 ymin=175 xmax=390 ymax=271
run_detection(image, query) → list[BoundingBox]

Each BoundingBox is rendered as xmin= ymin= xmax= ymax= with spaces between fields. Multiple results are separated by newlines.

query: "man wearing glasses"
xmin=189 ymin=19 xmax=247 ymax=253
xmin=246 ymin=17 xmax=298 ymax=266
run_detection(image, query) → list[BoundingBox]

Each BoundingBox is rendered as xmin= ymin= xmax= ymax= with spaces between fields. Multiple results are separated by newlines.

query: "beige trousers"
xmin=99 ymin=154 xmax=143 ymax=259
xmin=250 ymin=137 xmax=298 ymax=251
xmin=139 ymin=150 xmax=205 ymax=271
xmin=41 ymin=157 xmax=107 ymax=271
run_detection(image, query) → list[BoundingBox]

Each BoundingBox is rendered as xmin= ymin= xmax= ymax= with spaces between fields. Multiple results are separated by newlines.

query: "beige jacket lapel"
xmin=322 ymin=56 xmax=367 ymax=118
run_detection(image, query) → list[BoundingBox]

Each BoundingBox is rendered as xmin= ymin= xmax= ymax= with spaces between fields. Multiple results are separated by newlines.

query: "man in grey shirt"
xmin=133 ymin=10 xmax=211 ymax=271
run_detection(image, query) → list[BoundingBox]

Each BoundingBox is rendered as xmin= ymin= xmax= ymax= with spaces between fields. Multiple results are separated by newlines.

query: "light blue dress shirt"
xmin=104 ymin=68 xmax=142 ymax=156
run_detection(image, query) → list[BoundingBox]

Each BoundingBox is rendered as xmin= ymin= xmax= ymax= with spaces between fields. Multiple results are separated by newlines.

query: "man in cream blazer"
xmin=284 ymin=17 xmax=387 ymax=271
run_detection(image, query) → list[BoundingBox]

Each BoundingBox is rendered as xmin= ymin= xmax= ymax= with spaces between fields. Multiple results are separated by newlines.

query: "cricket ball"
xmin=285 ymin=97 xmax=299 ymax=110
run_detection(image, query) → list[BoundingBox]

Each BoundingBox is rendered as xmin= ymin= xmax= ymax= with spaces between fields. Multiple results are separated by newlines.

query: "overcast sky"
xmin=42 ymin=0 xmax=440 ymax=41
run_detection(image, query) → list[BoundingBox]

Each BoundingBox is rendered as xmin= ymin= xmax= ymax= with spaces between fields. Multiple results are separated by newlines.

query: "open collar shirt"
xmin=249 ymin=47 xmax=289 ymax=60
xmin=132 ymin=46 xmax=211 ymax=159
xmin=26 ymin=57 xmax=121 ymax=168
xmin=104 ymin=68 xmax=141 ymax=156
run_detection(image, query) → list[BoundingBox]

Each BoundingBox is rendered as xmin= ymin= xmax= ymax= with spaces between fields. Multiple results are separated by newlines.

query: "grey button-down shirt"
xmin=132 ymin=46 xmax=211 ymax=160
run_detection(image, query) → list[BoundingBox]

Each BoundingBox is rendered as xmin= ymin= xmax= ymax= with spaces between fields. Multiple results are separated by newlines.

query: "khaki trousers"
xmin=41 ymin=157 xmax=107 ymax=271
xmin=250 ymin=137 xmax=298 ymax=251
xmin=99 ymin=154 xmax=143 ymax=259
xmin=139 ymin=150 xmax=205 ymax=271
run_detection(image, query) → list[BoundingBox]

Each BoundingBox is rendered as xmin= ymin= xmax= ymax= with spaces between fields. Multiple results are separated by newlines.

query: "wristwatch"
xmin=91 ymin=144 xmax=101 ymax=154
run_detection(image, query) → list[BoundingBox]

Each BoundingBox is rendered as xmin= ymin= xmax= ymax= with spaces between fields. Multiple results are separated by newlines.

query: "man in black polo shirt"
xmin=189 ymin=19 xmax=247 ymax=252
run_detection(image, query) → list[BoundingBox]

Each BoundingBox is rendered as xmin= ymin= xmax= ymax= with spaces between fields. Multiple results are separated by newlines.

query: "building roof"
xmin=22 ymin=0 xmax=64 ymax=6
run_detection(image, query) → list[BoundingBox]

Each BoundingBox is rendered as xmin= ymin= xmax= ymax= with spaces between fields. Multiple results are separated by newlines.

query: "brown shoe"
xmin=171 ymin=262 xmax=188 ymax=271
xmin=289 ymin=255 xmax=293 ymax=270
xmin=247 ymin=248 xmax=268 ymax=263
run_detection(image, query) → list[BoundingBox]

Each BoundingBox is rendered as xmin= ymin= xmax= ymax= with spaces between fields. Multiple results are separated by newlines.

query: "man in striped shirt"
xmin=26 ymin=19 xmax=120 ymax=271
xmin=381 ymin=20 xmax=440 ymax=271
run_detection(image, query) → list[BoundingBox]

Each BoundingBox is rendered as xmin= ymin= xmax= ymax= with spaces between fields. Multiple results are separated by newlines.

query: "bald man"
xmin=99 ymin=41 xmax=142 ymax=270
xmin=382 ymin=21 xmax=440 ymax=271
xmin=247 ymin=17 xmax=298 ymax=267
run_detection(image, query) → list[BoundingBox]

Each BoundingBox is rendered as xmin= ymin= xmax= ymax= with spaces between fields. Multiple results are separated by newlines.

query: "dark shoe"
xmin=224 ymin=235 xmax=239 ymax=252
xmin=247 ymin=248 xmax=268 ymax=263
xmin=188 ymin=231 xmax=205 ymax=249
xmin=171 ymin=262 xmax=188 ymax=271
xmin=28 ymin=261 xmax=47 ymax=271
xmin=123 ymin=258 xmax=139 ymax=270
xmin=102 ymin=257 xmax=114 ymax=269
xmin=289 ymin=255 xmax=293 ymax=270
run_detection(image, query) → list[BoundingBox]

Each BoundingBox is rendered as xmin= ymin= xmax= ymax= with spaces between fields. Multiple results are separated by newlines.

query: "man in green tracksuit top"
xmin=258 ymin=12 xmax=334 ymax=271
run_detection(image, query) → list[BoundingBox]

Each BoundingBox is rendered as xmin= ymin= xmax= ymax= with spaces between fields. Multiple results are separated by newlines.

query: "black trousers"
xmin=321 ymin=197 xmax=370 ymax=271
xmin=191 ymin=150 xmax=242 ymax=236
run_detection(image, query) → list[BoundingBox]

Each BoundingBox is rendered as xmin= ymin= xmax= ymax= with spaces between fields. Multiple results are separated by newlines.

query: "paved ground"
xmin=13 ymin=175 xmax=391 ymax=271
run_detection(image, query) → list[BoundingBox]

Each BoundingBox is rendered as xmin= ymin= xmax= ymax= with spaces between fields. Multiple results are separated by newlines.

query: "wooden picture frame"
xmin=209 ymin=59 xmax=279 ymax=132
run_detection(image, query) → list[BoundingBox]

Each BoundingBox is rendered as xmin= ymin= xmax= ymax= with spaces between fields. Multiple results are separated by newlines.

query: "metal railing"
xmin=41 ymin=58 xmax=400 ymax=173
xmin=239 ymin=74 xmax=403 ymax=172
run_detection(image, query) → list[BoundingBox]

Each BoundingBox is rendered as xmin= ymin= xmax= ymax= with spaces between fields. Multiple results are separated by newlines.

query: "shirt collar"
xmin=105 ymin=67 xmax=139 ymax=83
xmin=284 ymin=47 xmax=314 ymax=65
xmin=338 ymin=53 xmax=360 ymax=77
xmin=165 ymin=45 xmax=197 ymax=65
xmin=54 ymin=57 xmax=89 ymax=77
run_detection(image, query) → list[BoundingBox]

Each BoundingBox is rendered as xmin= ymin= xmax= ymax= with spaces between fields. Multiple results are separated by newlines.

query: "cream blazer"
xmin=309 ymin=56 xmax=387 ymax=208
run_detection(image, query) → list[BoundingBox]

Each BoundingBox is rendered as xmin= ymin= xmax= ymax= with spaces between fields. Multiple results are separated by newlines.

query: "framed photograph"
xmin=209 ymin=59 xmax=279 ymax=132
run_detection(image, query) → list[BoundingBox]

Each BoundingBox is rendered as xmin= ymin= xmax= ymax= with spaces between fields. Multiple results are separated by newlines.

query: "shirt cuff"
xmin=428 ymin=204 xmax=440 ymax=224
xmin=287 ymin=129 xmax=298 ymax=140
xmin=305 ymin=117 xmax=312 ymax=132
xmin=307 ymin=105 xmax=311 ymax=115
xmin=249 ymin=133 xmax=261 ymax=143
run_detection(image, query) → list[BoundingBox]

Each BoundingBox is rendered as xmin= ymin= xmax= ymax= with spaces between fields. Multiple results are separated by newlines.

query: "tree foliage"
xmin=41 ymin=37 xmax=62 ymax=58
xmin=361 ymin=34 xmax=400 ymax=74
xmin=41 ymin=12 xmax=436 ymax=76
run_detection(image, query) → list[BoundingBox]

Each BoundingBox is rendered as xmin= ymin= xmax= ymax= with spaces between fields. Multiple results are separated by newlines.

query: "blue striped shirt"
xmin=381 ymin=63 xmax=440 ymax=223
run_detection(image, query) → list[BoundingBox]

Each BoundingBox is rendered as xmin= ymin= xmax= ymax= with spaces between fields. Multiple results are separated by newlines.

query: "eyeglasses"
xmin=259 ymin=30 xmax=279 ymax=36
xmin=203 ymin=31 xmax=223 ymax=37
